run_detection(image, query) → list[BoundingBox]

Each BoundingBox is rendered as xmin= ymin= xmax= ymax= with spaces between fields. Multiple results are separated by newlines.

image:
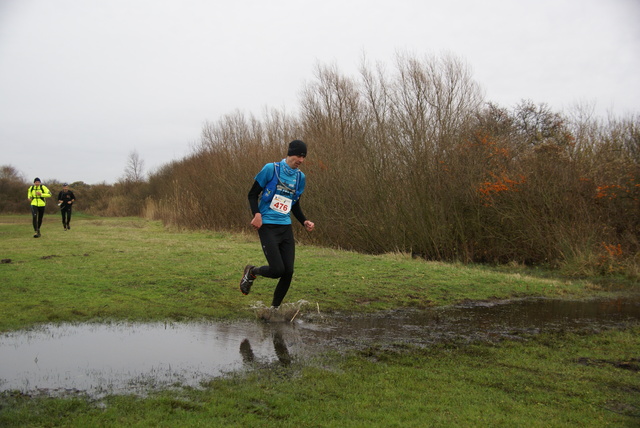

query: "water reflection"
xmin=0 ymin=297 xmax=638 ymax=397
xmin=239 ymin=330 xmax=292 ymax=366
xmin=0 ymin=321 xmax=304 ymax=397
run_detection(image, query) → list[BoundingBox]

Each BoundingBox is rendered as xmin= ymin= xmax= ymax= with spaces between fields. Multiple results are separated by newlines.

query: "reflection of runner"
xmin=238 ymin=332 xmax=292 ymax=366
xmin=240 ymin=140 xmax=315 ymax=308
xmin=239 ymin=339 xmax=255 ymax=364
xmin=272 ymin=331 xmax=291 ymax=365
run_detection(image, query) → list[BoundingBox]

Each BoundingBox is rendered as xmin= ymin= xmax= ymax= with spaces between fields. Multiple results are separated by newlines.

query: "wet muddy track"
xmin=313 ymin=297 xmax=640 ymax=348
xmin=1 ymin=297 xmax=639 ymax=397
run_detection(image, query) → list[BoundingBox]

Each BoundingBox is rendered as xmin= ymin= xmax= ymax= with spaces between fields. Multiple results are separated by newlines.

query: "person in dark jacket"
xmin=57 ymin=183 xmax=76 ymax=230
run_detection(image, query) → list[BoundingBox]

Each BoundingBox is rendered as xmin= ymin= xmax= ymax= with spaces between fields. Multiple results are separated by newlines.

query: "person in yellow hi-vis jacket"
xmin=27 ymin=177 xmax=51 ymax=238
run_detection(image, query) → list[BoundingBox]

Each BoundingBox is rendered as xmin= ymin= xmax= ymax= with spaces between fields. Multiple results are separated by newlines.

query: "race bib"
xmin=270 ymin=194 xmax=292 ymax=214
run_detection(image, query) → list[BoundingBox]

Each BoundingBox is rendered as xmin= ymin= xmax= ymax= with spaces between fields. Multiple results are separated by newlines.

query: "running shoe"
xmin=240 ymin=264 xmax=256 ymax=295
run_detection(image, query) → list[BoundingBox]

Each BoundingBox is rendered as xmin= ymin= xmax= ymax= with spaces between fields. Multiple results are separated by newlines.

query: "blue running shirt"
xmin=255 ymin=159 xmax=306 ymax=225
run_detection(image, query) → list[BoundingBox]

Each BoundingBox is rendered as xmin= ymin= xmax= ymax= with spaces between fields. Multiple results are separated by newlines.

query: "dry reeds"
xmin=142 ymin=54 xmax=638 ymax=274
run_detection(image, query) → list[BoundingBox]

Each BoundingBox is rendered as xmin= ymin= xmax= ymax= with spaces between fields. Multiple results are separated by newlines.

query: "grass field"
xmin=1 ymin=214 xmax=635 ymax=332
xmin=1 ymin=215 xmax=638 ymax=427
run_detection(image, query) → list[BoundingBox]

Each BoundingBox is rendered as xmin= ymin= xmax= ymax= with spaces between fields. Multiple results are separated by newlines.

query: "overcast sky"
xmin=1 ymin=0 xmax=639 ymax=185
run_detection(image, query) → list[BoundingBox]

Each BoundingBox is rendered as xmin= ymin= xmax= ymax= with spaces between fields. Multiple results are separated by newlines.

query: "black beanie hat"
xmin=33 ymin=177 xmax=41 ymax=183
xmin=288 ymin=140 xmax=307 ymax=157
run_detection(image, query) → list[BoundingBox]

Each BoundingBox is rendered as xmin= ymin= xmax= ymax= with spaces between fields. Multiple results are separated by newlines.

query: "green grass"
xmin=0 ymin=215 xmax=634 ymax=332
xmin=1 ymin=215 xmax=639 ymax=427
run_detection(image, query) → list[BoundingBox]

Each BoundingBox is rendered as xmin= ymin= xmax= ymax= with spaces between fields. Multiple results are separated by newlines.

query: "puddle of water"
xmin=0 ymin=321 xmax=309 ymax=397
xmin=1 ymin=298 xmax=638 ymax=397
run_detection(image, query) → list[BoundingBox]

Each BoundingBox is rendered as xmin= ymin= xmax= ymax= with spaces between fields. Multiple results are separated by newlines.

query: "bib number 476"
xmin=270 ymin=195 xmax=292 ymax=214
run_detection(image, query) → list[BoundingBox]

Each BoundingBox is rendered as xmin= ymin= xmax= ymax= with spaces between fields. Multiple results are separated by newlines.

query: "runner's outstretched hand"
xmin=251 ymin=213 xmax=263 ymax=230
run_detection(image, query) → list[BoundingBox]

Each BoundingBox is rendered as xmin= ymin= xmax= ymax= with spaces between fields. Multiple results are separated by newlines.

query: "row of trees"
xmin=2 ymin=53 xmax=637 ymax=276
xmin=0 ymin=151 xmax=149 ymax=217
xmin=144 ymin=53 xmax=639 ymax=276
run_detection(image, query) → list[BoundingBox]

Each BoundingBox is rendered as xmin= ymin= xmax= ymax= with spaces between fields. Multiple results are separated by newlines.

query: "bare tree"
xmin=0 ymin=164 xmax=25 ymax=181
xmin=123 ymin=150 xmax=146 ymax=182
xmin=0 ymin=165 xmax=28 ymax=213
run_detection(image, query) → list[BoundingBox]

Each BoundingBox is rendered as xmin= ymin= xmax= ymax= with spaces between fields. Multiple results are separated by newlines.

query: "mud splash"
xmin=1 ymin=297 xmax=638 ymax=397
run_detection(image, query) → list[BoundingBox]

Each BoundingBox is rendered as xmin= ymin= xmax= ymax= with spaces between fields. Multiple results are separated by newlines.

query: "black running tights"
xmin=255 ymin=224 xmax=295 ymax=307
xmin=61 ymin=207 xmax=72 ymax=225
xmin=31 ymin=206 xmax=45 ymax=231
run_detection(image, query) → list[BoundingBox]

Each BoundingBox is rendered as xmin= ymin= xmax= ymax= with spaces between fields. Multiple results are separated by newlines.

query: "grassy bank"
xmin=0 ymin=215 xmax=635 ymax=332
xmin=1 ymin=215 xmax=638 ymax=426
